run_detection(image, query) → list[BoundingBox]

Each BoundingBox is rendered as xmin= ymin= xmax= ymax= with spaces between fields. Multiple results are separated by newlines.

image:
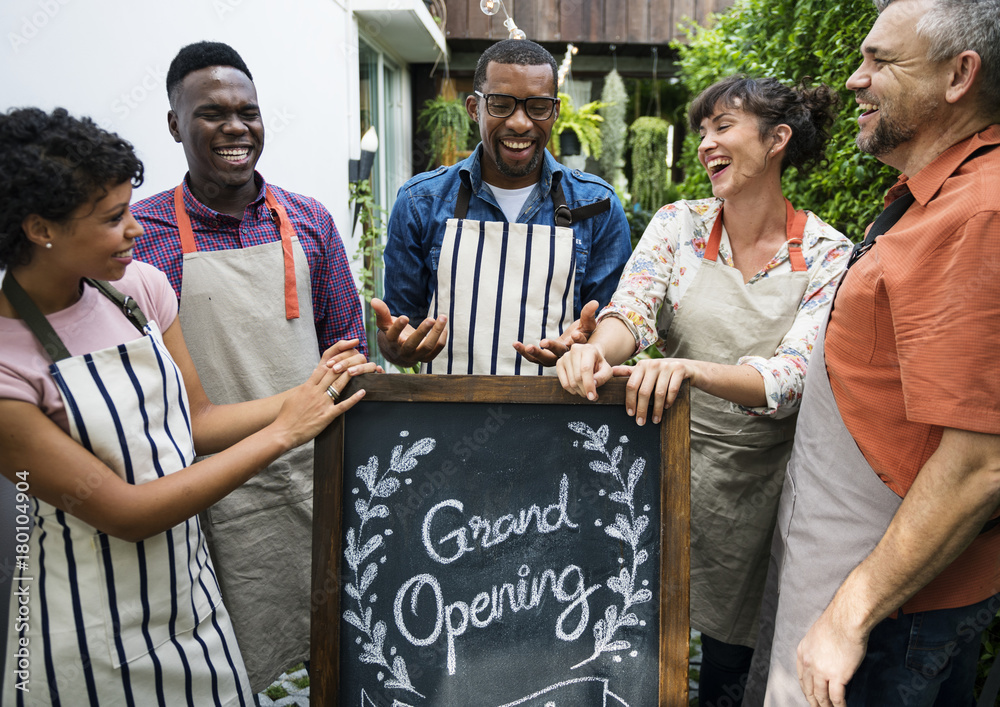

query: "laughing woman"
xmin=0 ymin=107 xmax=374 ymax=706
xmin=557 ymin=76 xmax=851 ymax=705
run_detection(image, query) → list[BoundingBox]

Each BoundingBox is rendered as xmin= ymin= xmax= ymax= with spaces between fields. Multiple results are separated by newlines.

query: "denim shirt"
xmin=383 ymin=144 xmax=632 ymax=323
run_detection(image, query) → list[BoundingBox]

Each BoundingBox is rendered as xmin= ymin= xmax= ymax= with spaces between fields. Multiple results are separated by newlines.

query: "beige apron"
xmin=742 ymin=307 xmax=903 ymax=706
xmin=425 ymin=181 xmax=584 ymax=376
xmin=664 ymin=201 xmax=809 ymax=647
xmin=173 ymin=184 xmax=319 ymax=691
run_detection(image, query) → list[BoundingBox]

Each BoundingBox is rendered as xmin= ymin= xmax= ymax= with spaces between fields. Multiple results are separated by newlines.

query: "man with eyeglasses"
xmin=373 ymin=38 xmax=631 ymax=375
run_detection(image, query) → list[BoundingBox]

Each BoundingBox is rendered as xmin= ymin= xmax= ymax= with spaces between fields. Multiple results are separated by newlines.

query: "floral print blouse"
xmin=601 ymin=198 xmax=851 ymax=418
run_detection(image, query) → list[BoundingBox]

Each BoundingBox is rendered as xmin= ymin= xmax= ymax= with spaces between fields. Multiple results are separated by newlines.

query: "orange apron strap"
xmin=705 ymin=207 xmax=725 ymax=262
xmin=173 ymin=185 xmax=198 ymax=255
xmin=784 ymin=199 xmax=809 ymax=273
xmin=264 ymin=187 xmax=301 ymax=320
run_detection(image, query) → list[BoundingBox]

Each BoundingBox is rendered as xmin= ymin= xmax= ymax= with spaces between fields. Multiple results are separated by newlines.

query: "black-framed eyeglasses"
xmin=474 ymin=91 xmax=559 ymax=121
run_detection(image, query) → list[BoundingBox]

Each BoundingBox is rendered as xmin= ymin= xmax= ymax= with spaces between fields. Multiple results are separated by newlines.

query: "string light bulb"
xmin=479 ymin=0 xmax=526 ymax=40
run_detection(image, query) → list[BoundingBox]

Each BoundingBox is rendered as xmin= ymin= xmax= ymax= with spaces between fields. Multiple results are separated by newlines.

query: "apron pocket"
xmin=94 ymin=528 xmax=219 ymax=667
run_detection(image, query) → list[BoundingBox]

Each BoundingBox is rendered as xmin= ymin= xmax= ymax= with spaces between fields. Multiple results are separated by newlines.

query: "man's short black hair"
xmin=473 ymin=39 xmax=558 ymax=96
xmin=166 ymin=41 xmax=253 ymax=106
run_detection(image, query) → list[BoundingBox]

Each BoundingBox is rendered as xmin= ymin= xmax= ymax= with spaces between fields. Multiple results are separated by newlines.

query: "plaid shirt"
xmin=132 ymin=173 xmax=367 ymax=355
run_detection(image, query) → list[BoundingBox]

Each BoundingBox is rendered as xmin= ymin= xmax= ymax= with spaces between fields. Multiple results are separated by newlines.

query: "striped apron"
xmin=1 ymin=276 xmax=251 ymax=707
xmin=173 ymin=185 xmax=318 ymax=689
xmin=425 ymin=181 xmax=582 ymax=376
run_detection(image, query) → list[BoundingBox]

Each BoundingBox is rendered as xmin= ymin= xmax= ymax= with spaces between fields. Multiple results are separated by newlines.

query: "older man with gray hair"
xmin=746 ymin=0 xmax=1000 ymax=705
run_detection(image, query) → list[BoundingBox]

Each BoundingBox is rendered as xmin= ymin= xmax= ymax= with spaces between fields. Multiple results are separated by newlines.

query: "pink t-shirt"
xmin=0 ymin=261 xmax=178 ymax=434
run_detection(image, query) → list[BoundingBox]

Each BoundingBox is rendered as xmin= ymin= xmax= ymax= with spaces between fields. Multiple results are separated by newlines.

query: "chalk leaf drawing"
xmin=568 ymin=422 xmax=651 ymax=669
xmin=345 ymin=434 xmax=436 ymax=698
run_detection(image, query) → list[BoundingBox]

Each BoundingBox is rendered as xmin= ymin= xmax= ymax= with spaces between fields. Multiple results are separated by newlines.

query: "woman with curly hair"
xmin=558 ymin=76 xmax=852 ymax=705
xmin=0 ymin=107 xmax=374 ymax=705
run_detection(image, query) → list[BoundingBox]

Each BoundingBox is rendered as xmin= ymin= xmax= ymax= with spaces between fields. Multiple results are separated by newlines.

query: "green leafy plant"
xmin=599 ymin=70 xmax=629 ymax=189
xmin=550 ymin=92 xmax=608 ymax=159
xmin=418 ymin=94 xmax=472 ymax=169
xmin=349 ymin=178 xmax=387 ymax=362
xmin=629 ymin=116 xmax=672 ymax=212
xmin=671 ymin=0 xmax=896 ymax=241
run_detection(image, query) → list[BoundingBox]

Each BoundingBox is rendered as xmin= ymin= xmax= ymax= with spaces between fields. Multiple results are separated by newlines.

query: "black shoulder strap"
xmin=1 ymin=275 xmax=148 ymax=364
xmin=551 ymin=178 xmax=611 ymax=228
xmin=846 ymin=191 xmax=916 ymax=269
xmin=454 ymin=182 xmax=473 ymax=220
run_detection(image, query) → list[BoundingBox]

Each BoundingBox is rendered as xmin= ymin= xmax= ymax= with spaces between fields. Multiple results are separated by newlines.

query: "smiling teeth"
xmin=215 ymin=147 xmax=250 ymax=162
xmin=859 ymin=103 xmax=878 ymax=112
xmin=707 ymin=157 xmax=732 ymax=170
xmin=502 ymin=140 xmax=531 ymax=149
xmin=114 ymin=248 xmax=132 ymax=257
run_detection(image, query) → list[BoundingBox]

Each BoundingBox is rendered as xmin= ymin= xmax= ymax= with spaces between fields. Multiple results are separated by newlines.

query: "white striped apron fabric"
xmin=2 ymin=317 xmax=252 ymax=706
xmin=425 ymin=218 xmax=576 ymax=376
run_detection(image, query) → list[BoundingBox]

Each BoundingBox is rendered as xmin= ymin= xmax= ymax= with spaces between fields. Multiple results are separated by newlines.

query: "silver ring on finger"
xmin=326 ymin=385 xmax=341 ymax=402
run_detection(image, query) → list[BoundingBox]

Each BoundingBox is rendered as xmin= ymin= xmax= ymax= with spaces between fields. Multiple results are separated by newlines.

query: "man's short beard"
xmin=494 ymin=144 xmax=543 ymax=179
xmin=856 ymin=117 xmax=916 ymax=156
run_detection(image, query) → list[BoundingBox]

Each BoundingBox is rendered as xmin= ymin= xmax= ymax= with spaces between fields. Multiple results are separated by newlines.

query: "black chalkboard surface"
xmin=312 ymin=375 xmax=690 ymax=707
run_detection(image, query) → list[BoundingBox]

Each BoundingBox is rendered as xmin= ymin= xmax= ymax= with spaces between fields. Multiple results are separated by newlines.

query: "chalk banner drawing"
xmin=339 ymin=402 xmax=662 ymax=706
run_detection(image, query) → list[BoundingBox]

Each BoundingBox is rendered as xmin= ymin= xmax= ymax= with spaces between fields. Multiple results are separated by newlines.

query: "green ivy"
xmin=629 ymin=116 xmax=672 ymax=212
xmin=671 ymin=0 xmax=898 ymax=241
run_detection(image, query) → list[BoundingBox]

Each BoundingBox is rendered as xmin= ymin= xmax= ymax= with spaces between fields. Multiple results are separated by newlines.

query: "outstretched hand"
xmin=514 ymin=300 xmax=600 ymax=366
xmin=371 ymin=298 xmax=447 ymax=367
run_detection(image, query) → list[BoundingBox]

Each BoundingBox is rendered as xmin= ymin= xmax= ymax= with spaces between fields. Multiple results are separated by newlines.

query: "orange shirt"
xmin=826 ymin=125 xmax=1000 ymax=613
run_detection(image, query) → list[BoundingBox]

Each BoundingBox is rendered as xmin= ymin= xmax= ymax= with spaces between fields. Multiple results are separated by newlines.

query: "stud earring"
xmin=45 ymin=242 xmax=52 ymax=249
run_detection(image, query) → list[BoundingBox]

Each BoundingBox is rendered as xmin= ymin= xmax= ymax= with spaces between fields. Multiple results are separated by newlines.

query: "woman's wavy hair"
xmin=0 ymin=107 xmax=144 ymax=269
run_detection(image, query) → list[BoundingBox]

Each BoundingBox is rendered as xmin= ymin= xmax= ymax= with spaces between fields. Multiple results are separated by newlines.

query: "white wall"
xmin=0 ymin=0 xmax=366 ymax=262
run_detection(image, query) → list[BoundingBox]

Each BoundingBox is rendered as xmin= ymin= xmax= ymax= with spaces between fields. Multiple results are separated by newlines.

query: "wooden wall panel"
xmin=650 ymin=0 xmax=673 ymax=44
xmin=605 ymin=0 xmax=630 ymax=43
xmin=448 ymin=0 xmax=469 ymax=39
xmin=627 ymin=0 xmax=650 ymax=43
xmin=444 ymin=0 xmax=736 ymax=45
xmin=671 ymin=0 xmax=698 ymax=40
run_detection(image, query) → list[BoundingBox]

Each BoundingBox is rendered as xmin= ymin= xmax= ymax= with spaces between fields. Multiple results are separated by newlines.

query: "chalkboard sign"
xmin=312 ymin=375 xmax=690 ymax=706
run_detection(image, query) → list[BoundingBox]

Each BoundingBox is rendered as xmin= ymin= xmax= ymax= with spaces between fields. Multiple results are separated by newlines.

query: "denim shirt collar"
xmin=458 ymin=144 xmax=563 ymax=222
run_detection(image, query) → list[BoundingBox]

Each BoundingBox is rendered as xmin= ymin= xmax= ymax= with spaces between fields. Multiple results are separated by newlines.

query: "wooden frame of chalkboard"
xmin=311 ymin=375 xmax=690 ymax=706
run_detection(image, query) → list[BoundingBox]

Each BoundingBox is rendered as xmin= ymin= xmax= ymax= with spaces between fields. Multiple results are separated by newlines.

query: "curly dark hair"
xmin=166 ymin=41 xmax=253 ymax=107
xmin=473 ymin=39 xmax=558 ymax=96
xmin=0 ymin=107 xmax=144 ymax=269
xmin=688 ymin=75 xmax=840 ymax=173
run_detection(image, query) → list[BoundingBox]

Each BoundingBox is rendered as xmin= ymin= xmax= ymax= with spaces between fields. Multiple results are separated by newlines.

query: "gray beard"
xmin=856 ymin=115 xmax=917 ymax=157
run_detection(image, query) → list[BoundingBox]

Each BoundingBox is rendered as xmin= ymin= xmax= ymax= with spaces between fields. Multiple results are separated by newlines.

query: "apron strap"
xmin=2 ymin=274 xmax=148 ymax=363
xmin=173 ymin=183 xmax=300 ymax=320
xmin=454 ymin=181 xmax=473 ymax=219
xmin=454 ymin=175 xmax=610 ymax=227
xmin=85 ymin=278 xmax=150 ymax=332
xmin=706 ymin=199 xmax=809 ymax=272
xmin=263 ymin=187 xmax=301 ymax=320
xmin=2 ymin=273 xmax=72 ymax=361
xmin=784 ymin=199 xmax=809 ymax=273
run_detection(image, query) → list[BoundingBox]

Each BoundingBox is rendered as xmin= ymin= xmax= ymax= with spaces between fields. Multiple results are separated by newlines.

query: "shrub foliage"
xmin=672 ymin=0 xmax=899 ymax=241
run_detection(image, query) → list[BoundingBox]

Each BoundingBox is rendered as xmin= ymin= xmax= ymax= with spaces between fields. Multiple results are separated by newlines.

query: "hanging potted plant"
xmin=549 ymin=92 xmax=608 ymax=159
xmin=418 ymin=92 xmax=472 ymax=169
xmin=598 ymin=70 xmax=628 ymax=189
